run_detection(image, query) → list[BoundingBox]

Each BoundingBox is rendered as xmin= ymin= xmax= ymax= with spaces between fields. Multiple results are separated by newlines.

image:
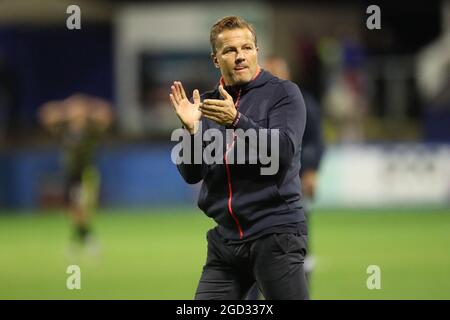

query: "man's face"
xmin=212 ymin=28 xmax=259 ymax=86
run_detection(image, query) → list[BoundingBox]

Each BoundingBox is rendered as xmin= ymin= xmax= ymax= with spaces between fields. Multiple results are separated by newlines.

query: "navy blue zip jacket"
xmin=177 ymin=69 xmax=307 ymax=241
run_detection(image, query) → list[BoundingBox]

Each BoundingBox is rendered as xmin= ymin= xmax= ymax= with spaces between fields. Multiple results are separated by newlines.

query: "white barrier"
xmin=315 ymin=144 xmax=450 ymax=208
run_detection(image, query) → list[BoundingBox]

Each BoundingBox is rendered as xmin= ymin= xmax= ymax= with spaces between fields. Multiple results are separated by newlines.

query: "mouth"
xmin=234 ymin=66 xmax=248 ymax=72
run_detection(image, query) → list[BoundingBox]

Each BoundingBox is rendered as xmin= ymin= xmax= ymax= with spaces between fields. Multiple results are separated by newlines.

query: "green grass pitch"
xmin=1 ymin=207 xmax=449 ymax=299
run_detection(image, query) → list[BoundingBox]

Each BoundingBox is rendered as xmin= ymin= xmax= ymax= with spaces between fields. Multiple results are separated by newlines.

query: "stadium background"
xmin=1 ymin=0 xmax=450 ymax=299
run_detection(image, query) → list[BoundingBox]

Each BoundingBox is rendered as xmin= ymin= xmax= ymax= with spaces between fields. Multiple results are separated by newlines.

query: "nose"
xmin=235 ymin=49 xmax=245 ymax=64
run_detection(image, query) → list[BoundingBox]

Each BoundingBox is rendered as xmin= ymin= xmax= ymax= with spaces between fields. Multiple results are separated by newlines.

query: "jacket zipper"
xmin=224 ymin=88 xmax=244 ymax=239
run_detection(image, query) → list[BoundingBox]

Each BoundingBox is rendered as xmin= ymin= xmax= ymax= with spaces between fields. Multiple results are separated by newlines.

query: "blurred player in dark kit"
xmin=39 ymin=94 xmax=113 ymax=253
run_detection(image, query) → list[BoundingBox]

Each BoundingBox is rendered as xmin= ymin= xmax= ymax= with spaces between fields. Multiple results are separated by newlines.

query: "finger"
xmin=193 ymin=89 xmax=200 ymax=105
xmin=171 ymin=85 xmax=181 ymax=104
xmin=174 ymin=82 xmax=181 ymax=99
xmin=173 ymin=82 xmax=183 ymax=101
xmin=203 ymin=99 xmax=226 ymax=107
xmin=202 ymin=113 xmax=222 ymax=124
xmin=169 ymin=94 xmax=179 ymax=111
xmin=199 ymin=104 xmax=223 ymax=113
xmin=219 ymin=85 xmax=232 ymax=100
xmin=199 ymin=108 xmax=221 ymax=117
xmin=199 ymin=108 xmax=227 ymax=123
xmin=176 ymin=81 xmax=188 ymax=100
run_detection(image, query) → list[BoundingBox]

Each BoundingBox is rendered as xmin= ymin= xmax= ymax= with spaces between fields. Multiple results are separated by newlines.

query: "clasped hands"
xmin=170 ymin=81 xmax=237 ymax=134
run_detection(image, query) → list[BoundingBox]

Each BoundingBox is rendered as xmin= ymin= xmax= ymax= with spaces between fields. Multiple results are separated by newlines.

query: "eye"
xmin=223 ymin=48 xmax=235 ymax=54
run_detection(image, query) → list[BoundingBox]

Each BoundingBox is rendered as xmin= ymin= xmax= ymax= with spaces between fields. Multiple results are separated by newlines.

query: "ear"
xmin=211 ymin=52 xmax=220 ymax=69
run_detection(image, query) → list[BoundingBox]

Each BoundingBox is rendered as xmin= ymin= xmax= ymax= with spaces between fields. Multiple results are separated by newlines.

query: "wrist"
xmin=183 ymin=121 xmax=199 ymax=135
xmin=231 ymin=111 xmax=241 ymax=128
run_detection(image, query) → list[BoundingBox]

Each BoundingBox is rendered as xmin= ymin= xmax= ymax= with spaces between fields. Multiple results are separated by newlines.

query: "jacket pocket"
xmin=274 ymin=233 xmax=308 ymax=256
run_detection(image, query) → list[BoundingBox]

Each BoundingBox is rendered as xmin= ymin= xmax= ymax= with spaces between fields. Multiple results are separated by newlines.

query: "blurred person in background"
xmin=321 ymin=38 xmax=369 ymax=143
xmin=39 ymin=94 xmax=113 ymax=255
xmin=170 ymin=16 xmax=309 ymax=300
xmin=416 ymin=20 xmax=450 ymax=135
xmin=264 ymin=56 xmax=324 ymax=201
xmin=246 ymin=56 xmax=324 ymax=300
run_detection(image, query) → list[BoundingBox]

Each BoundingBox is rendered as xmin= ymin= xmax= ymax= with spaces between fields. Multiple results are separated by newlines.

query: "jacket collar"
xmin=218 ymin=66 xmax=272 ymax=95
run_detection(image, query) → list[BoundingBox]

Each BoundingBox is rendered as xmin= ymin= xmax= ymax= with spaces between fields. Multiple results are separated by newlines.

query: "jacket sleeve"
xmin=175 ymin=122 xmax=208 ymax=185
xmin=233 ymin=81 xmax=306 ymax=169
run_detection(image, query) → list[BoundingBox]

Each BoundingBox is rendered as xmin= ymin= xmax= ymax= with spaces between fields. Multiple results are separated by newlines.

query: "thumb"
xmin=219 ymin=85 xmax=232 ymax=101
xmin=193 ymin=89 xmax=200 ymax=105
